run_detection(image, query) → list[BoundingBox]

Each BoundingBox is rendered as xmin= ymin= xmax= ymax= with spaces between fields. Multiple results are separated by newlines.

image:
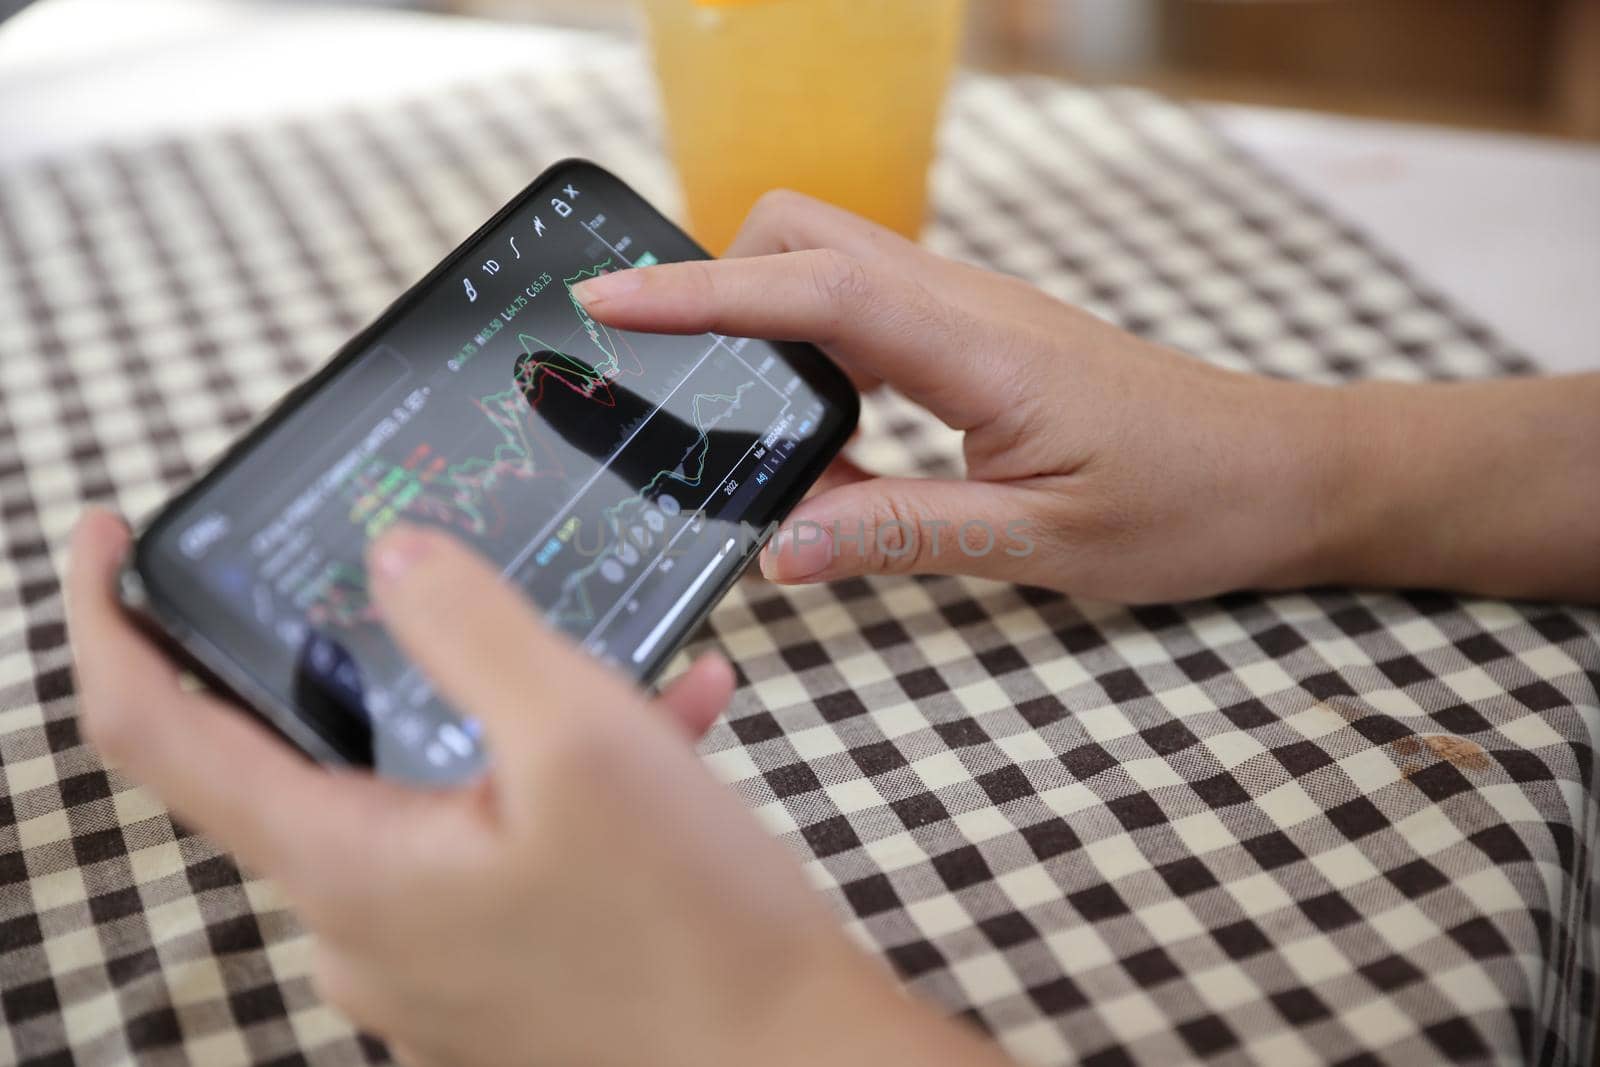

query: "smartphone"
xmin=120 ymin=160 xmax=858 ymax=784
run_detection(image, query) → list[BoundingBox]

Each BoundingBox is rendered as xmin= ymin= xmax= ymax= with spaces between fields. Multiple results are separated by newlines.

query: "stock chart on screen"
xmin=156 ymin=167 xmax=837 ymax=777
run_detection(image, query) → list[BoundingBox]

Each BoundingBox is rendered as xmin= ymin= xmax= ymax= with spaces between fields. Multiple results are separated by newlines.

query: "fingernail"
xmin=571 ymin=269 xmax=644 ymax=306
xmin=761 ymin=521 xmax=834 ymax=582
xmin=369 ymin=524 xmax=433 ymax=584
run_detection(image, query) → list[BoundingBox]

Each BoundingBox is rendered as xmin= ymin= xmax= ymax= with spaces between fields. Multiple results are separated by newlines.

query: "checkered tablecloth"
xmin=1 ymin=40 xmax=1597 ymax=1067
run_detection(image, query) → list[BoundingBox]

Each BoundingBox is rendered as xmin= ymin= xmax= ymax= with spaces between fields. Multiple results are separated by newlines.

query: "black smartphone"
xmin=121 ymin=160 xmax=858 ymax=784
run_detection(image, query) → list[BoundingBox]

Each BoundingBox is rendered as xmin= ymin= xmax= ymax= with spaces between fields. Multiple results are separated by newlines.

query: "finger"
xmin=365 ymin=524 xmax=636 ymax=773
xmin=723 ymin=189 xmax=925 ymax=268
xmin=724 ymin=192 xmax=933 ymax=394
xmin=572 ymin=252 xmax=1008 ymax=430
xmin=808 ymin=454 xmax=874 ymax=499
xmin=654 ymin=652 xmax=736 ymax=740
xmin=758 ymin=478 xmax=1047 ymax=584
xmin=725 ymin=190 xmax=1046 ymax=332
xmin=65 ymin=508 xmax=397 ymax=884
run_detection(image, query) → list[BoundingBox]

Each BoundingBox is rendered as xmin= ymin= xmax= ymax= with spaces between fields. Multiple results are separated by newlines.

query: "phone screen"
xmin=132 ymin=162 xmax=856 ymax=782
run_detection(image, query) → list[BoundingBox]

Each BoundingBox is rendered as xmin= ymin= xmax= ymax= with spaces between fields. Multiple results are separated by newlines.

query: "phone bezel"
xmin=120 ymin=158 xmax=860 ymax=770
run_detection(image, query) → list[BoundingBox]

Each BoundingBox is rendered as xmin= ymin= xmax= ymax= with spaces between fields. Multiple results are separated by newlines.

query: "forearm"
xmin=1317 ymin=374 xmax=1600 ymax=603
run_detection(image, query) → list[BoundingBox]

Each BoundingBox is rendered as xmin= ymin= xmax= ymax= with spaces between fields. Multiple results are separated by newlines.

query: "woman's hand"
xmin=66 ymin=511 xmax=1014 ymax=1067
xmin=574 ymin=191 xmax=1600 ymax=604
xmin=575 ymin=190 xmax=1344 ymax=603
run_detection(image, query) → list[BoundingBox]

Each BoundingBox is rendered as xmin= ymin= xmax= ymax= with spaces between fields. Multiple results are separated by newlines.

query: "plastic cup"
xmin=642 ymin=0 xmax=967 ymax=251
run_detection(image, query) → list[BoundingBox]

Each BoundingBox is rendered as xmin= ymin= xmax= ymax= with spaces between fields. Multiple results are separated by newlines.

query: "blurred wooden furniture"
xmin=452 ymin=0 xmax=1600 ymax=141
xmin=1152 ymin=0 xmax=1600 ymax=141
xmin=1558 ymin=0 xmax=1600 ymax=137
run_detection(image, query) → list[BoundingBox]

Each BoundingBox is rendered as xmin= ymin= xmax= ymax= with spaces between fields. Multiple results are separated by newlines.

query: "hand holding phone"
xmin=119 ymin=162 xmax=858 ymax=783
xmin=71 ymin=511 xmax=1015 ymax=1067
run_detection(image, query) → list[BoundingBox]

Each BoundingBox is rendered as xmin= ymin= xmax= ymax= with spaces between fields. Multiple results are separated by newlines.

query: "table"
xmin=1208 ymin=106 xmax=1600 ymax=377
xmin=0 ymin=4 xmax=1597 ymax=1066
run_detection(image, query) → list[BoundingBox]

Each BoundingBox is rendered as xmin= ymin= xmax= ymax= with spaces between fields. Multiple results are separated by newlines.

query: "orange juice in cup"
xmin=642 ymin=0 xmax=967 ymax=252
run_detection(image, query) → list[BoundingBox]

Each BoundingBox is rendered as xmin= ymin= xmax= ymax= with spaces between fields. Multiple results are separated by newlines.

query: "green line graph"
xmin=297 ymin=259 xmax=778 ymax=631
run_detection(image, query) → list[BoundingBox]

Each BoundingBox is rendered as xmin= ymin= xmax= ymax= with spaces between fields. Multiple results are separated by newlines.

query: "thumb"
xmin=654 ymin=652 xmax=736 ymax=739
xmin=366 ymin=524 xmax=641 ymax=795
xmin=760 ymin=479 xmax=1042 ymax=584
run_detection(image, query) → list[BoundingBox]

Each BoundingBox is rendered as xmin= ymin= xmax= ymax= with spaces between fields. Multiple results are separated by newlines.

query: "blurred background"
xmin=441 ymin=0 xmax=1600 ymax=141
xmin=3 ymin=0 xmax=1597 ymax=140
xmin=2 ymin=0 xmax=1596 ymax=371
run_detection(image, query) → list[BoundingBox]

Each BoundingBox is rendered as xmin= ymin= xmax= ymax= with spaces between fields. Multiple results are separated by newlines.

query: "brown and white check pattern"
xmin=0 ymin=43 xmax=1596 ymax=1067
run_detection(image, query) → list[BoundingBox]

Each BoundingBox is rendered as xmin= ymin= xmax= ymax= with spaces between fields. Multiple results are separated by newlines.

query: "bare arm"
xmin=1319 ymin=375 xmax=1600 ymax=603
xmin=576 ymin=191 xmax=1600 ymax=607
